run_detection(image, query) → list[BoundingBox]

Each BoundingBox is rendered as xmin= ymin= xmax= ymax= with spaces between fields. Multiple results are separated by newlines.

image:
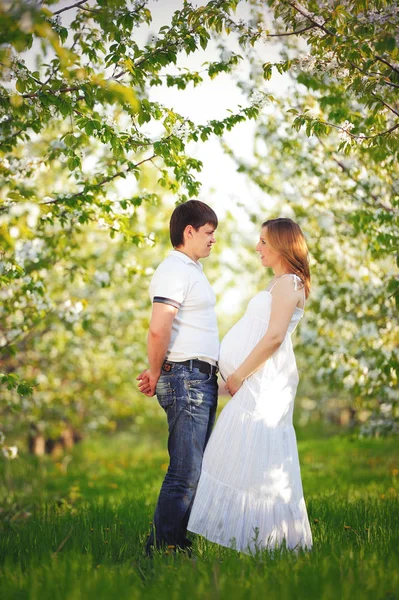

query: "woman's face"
xmin=255 ymin=227 xmax=281 ymax=269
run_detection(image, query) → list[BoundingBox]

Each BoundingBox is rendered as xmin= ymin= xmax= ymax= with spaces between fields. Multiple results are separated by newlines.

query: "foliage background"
xmin=0 ymin=0 xmax=398 ymax=456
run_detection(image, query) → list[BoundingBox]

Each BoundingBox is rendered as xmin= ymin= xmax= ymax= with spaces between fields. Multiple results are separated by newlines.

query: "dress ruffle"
xmin=189 ymin=470 xmax=312 ymax=554
xmin=188 ymin=400 xmax=313 ymax=554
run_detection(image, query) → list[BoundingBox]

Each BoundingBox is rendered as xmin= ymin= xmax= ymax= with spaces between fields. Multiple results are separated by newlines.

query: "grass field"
xmin=1 ymin=417 xmax=399 ymax=600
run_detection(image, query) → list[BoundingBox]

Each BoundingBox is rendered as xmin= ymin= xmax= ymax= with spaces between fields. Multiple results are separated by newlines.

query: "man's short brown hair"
xmin=169 ymin=200 xmax=218 ymax=247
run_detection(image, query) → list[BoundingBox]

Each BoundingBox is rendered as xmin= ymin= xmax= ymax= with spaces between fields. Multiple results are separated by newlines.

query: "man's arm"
xmin=137 ymin=303 xmax=178 ymax=396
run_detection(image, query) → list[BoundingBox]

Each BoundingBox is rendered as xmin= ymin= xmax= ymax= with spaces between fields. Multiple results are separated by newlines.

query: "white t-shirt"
xmin=149 ymin=250 xmax=219 ymax=365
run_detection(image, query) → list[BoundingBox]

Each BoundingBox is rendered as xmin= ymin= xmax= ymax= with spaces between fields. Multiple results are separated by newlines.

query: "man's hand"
xmin=136 ymin=369 xmax=160 ymax=397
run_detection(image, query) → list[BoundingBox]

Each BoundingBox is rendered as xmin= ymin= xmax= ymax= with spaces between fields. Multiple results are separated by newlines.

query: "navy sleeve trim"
xmin=153 ymin=296 xmax=181 ymax=309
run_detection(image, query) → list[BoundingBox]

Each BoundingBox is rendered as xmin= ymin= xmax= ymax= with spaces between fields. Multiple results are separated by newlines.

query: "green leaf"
xmin=67 ymin=156 xmax=78 ymax=171
xmin=16 ymin=79 xmax=26 ymax=93
xmin=64 ymin=134 xmax=75 ymax=147
xmin=262 ymin=63 xmax=272 ymax=80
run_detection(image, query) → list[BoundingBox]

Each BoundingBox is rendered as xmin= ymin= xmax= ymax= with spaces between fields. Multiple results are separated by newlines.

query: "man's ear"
xmin=183 ymin=224 xmax=193 ymax=241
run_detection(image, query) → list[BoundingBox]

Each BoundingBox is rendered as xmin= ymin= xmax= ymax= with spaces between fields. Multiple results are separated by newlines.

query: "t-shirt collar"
xmin=170 ymin=249 xmax=203 ymax=271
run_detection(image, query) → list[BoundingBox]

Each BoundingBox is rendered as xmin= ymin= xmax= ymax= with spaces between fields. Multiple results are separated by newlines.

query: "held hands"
xmin=225 ymin=371 xmax=244 ymax=396
xmin=136 ymin=369 xmax=160 ymax=397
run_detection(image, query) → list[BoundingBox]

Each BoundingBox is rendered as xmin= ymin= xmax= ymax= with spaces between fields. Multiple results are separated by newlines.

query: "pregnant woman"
xmin=187 ymin=217 xmax=313 ymax=554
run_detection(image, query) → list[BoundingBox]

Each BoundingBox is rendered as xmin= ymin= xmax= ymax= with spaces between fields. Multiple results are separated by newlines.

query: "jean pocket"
xmin=184 ymin=375 xmax=214 ymax=406
xmin=155 ymin=379 xmax=175 ymax=409
xmin=188 ymin=368 xmax=213 ymax=385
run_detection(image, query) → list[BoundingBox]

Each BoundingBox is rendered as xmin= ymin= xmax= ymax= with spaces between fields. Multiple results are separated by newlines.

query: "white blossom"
xmin=26 ymin=290 xmax=52 ymax=312
xmin=312 ymin=28 xmax=325 ymax=38
xmin=97 ymin=218 xmax=108 ymax=229
xmin=15 ymin=238 xmax=45 ymax=266
xmin=357 ymin=4 xmax=399 ymax=28
xmin=9 ymin=202 xmax=41 ymax=229
xmin=317 ymin=213 xmax=335 ymax=230
xmin=313 ymin=15 xmax=325 ymax=26
xmin=0 ymin=261 xmax=15 ymax=274
xmin=295 ymin=55 xmax=317 ymax=73
xmin=170 ymin=121 xmax=191 ymax=141
xmin=2 ymin=445 xmax=18 ymax=460
xmin=94 ymin=270 xmax=111 ymax=286
xmin=49 ymin=139 xmax=67 ymax=151
xmin=48 ymin=15 xmax=61 ymax=27
xmin=249 ymin=91 xmax=268 ymax=109
xmin=60 ymin=299 xmax=84 ymax=324
xmin=339 ymin=120 xmax=355 ymax=142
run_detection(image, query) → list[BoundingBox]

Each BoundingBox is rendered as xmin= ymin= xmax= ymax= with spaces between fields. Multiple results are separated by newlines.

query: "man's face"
xmin=190 ymin=222 xmax=217 ymax=260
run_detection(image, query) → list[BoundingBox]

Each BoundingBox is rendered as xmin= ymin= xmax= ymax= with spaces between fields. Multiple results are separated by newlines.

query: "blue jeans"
xmin=146 ymin=361 xmax=218 ymax=553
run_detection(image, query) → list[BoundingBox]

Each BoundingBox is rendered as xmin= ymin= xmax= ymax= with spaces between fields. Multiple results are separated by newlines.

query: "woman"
xmin=187 ymin=218 xmax=313 ymax=554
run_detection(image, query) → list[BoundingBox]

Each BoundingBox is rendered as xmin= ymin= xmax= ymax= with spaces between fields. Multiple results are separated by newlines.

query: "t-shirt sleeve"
xmin=149 ymin=263 xmax=189 ymax=309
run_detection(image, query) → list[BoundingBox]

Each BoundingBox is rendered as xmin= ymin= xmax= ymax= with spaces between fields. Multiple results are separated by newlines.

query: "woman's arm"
xmin=226 ymin=277 xmax=303 ymax=395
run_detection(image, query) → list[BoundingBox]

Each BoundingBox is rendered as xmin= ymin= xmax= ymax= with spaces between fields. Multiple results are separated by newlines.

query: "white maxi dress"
xmin=187 ymin=274 xmax=313 ymax=554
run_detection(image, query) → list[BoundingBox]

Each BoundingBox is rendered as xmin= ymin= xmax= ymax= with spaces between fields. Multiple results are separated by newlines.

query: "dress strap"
xmin=268 ymin=274 xmax=306 ymax=307
xmin=268 ymin=273 xmax=298 ymax=292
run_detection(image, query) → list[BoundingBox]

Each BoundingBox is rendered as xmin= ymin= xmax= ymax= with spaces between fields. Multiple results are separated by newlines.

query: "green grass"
xmin=1 ymin=422 xmax=399 ymax=600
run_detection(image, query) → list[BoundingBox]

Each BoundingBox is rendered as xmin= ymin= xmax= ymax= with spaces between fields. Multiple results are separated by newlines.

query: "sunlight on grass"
xmin=1 ymin=427 xmax=398 ymax=600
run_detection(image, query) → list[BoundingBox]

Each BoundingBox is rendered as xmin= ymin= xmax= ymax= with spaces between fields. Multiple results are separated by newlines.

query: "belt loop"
xmin=189 ymin=359 xmax=193 ymax=371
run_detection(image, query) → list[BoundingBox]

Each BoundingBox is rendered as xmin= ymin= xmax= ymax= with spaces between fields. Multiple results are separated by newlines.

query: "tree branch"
xmin=0 ymin=122 xmax=34 ymax=143
xmin=78 ymin=6 xmax=101 ymax=14
xmin=52 ymin=1 xmax=89 ymax=16
xmin=114 ymin=32 xmax=195 ymax=80
xmin=266 ymin=24 xmax=316 ymax=37
xmin=346 ymin=59 xmax=399 ymax=90
xmin=312 ymin=119 xmax=399 ymax=140
xmin=371 ymin=93 xmax=399 ymax=118
xmin=316 ymin=136 xmax=396 ymax=214
xmin=375 ymin=55 xmax=399 ymax=75
xmin=95 ymin=154 xmax=156 ymax=187
xmin=42 ymin=154 xmax=157 ymax=206
xmin=0 ymin=313 xmax=52 ymax=352
xmin=287 ymin=2 xmax=335 ymax=36
xmin=20 ymin=27 xmax=197 ymax=98
xmin=289 ymin=1 xmax=399 ymax=86
xmin=21 ymin=85 xmax=81 ymax=99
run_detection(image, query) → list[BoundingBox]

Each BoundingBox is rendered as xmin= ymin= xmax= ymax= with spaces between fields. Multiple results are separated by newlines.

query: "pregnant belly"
xmin=219 ymin=333 xmax=241 ymax=381
xmin=219 ymin=317 xmax=265 ymax=382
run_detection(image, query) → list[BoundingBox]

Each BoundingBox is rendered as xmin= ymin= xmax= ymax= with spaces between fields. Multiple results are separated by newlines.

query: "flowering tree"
xmin=228 ymin=0 xmax=398 ymax=433
xmin=1 ymin=0 xmax=268 ymax=452
xmin=0 ymin=0 xmax=398 ymax=452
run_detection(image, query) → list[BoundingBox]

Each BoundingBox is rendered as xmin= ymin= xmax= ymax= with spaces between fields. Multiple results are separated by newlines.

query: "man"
xmin=137 ymin=199 xmax=219 ymax=556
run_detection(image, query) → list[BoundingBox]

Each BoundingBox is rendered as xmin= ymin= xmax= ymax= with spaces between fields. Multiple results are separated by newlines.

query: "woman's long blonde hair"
xmin=262 ymin=218 xmax=311 ymax=299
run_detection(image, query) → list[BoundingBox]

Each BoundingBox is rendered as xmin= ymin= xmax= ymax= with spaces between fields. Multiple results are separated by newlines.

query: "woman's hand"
xmin=225 ymin=372 xmax=244 ymax=396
